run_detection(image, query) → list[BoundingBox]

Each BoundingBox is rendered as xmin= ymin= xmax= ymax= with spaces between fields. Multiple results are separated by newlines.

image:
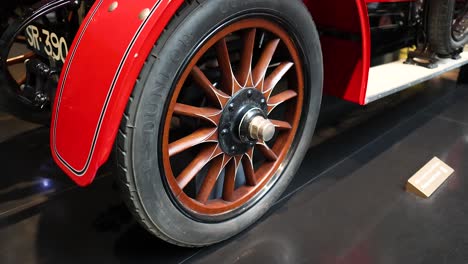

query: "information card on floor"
xmin=406 ymin=157 xmax=454 ymax=198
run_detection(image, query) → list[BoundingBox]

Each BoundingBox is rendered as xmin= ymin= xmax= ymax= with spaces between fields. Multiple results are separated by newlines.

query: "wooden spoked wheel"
xmin=161 ymin=19 xmax=304 ymax=218
xmin=117 ymin=0 xmax=322 ymax=246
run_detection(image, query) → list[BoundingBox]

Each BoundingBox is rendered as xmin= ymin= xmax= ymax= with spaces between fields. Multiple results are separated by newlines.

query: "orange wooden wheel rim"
xmin=162 ymin=18 xmax=305 ymax=217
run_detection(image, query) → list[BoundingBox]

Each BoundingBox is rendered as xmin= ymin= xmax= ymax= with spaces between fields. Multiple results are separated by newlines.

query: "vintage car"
xmin=0 ymin=0 xmax=467 ymax=247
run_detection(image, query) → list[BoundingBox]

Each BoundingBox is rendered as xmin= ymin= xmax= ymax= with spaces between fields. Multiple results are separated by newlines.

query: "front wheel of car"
xmin=115 ymin=0 xmax=323 ymax=247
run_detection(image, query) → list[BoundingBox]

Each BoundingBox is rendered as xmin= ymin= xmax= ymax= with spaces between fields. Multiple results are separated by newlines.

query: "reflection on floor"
xmin=1 ymin=71 xmax=468 ymax=264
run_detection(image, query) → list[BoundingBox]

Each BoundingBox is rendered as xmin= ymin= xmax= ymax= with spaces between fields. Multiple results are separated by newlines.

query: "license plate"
xmin=25 ymin=24 xmax=70 ymax=64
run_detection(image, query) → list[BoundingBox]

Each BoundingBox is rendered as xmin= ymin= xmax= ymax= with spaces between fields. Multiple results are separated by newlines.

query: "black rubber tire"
xmin=115 ymin=0 xmax=323 ymax=247
xmin=427 ymin=0 xmax=468 ymax=57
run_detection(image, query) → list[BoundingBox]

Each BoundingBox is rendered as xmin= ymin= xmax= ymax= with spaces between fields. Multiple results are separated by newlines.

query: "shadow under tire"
xmin=116 ymin=0 xmax=323 ymax=247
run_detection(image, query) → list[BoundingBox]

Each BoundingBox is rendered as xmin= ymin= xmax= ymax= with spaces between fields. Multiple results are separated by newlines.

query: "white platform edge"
xmin=365 ymin=52 xmax=468 ymax=104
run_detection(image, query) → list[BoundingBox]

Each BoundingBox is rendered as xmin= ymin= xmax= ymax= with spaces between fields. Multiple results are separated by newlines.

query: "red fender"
xmin=304 ymin=0 xmax=371 ymax=105
xmin=51 ymin=0 xmax=184 ymax=186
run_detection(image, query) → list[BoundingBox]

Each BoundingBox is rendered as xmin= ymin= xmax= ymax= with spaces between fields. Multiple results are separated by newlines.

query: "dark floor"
xmin=1 ymin=71 xmax=468 ymax=264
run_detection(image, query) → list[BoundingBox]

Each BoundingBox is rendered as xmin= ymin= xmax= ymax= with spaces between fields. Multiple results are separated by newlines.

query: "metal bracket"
xmin=23 ymin=59 xmax=58 ymax=108
xmin=404 ymin=46 xmax=439 ymax=69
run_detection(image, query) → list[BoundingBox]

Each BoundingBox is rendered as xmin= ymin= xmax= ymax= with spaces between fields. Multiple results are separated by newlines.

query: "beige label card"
xmin=406 ymin=157 xmax=454 ymax=198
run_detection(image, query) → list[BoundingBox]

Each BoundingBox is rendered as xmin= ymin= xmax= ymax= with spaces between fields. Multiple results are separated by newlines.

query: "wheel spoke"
xmin=223 ymin=156 xmax=242 ymax=201
xmin=15 ymin=35 xmax=28 ymax=44
xmin=191 ymin=66 xmax=230 ymax=108
xmin=242 ymin=149 xmax=257 ymax=186
xmin=174 ymin=103 xmax=222 ymax=126
xmin=18 ymin=73 xmax=27 ymax=86
xmin=216 ymin=38 xmax=240 ymax=95
xmin=6 ymin=52 xmax=35 ymax=66
xmin=68 ymin=11 xmax=74 ymax=22
xmin=197 ymin=154 xmax=231 ymax=204
xmin=169 ymin=127 xmax=218 ymax=157
xmin=236 ymin=29 xmax=256 ymax=87
xmin=268 ymin=90 xmax=298 ymax=114
xmin=256 ymin=141 xmax=278 ymax=161
xmin=263 ymin=62 xmax=294 ymax=98
xmin=177 ymin=144 xmax=223 ymax=190
xmin=245 ymin=147 xmax=254 ymax=161
xmin=252 ymin=39 xmax=280 ymax=86
xmin=270 ymin=119 xmax=292 ymax=130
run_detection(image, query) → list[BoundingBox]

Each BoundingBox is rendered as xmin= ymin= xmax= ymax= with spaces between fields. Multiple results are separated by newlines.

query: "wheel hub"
xmin=218 ymin=88 xmax=273 ymax=156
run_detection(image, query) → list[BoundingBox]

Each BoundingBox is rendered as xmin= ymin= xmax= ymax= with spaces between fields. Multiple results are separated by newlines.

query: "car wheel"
xmin=116 ymin=0 xmax=323 ymax=247
xmin=428 ymin=0 xmax=468 ymax=57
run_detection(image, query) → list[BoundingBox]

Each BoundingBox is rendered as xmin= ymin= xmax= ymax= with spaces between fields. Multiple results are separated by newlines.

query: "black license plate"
xmin=25 ymin=24 xmax=70 ymax=64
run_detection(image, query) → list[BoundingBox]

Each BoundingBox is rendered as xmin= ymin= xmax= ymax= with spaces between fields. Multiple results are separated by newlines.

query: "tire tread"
xmin=427 ymin=0 xmax=467 ymax=56
xmin=115 ymin=0 xmax=202 ymax=247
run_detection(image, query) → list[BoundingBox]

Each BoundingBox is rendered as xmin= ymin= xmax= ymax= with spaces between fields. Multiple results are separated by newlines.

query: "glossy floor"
xmin=0 ymin=71 xmax=468 ymax=263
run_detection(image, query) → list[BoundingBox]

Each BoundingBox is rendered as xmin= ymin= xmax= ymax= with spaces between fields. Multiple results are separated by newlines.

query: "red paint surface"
xmin=305 ymin=0 xmax=371 ymax=104
xmin=51 ymin=0 xmax=184 ymax=186
xmin=304 ymin=0 xmax=414 ymax=104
